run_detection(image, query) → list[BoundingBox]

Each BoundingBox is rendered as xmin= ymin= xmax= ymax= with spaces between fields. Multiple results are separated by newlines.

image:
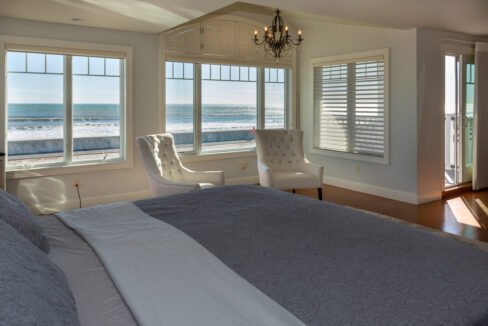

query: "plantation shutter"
xmin=313 ymin=53 xmax=386 ymax=158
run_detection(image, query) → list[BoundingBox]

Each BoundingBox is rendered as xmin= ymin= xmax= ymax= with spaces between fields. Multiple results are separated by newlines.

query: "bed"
xmin=2 ymin=185 xmax=488 ymax=325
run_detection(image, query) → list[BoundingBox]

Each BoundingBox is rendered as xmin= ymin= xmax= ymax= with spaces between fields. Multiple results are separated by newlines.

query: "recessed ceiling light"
xmin=71 ymin=18 xmax=83 ymax=22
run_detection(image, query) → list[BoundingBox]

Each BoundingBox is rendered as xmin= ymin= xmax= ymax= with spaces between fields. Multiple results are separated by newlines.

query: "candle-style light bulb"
xmin=298 ymin=30 xmax=302 ymax=35
xmin=264 ymin=26 xmax=268 ymax=32
xmin=254 ymin=30 xmax=258 ymax=35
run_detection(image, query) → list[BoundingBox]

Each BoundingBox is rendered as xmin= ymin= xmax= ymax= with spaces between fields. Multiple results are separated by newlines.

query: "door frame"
xmin=442 ymin=41 xmax=475 ymax=189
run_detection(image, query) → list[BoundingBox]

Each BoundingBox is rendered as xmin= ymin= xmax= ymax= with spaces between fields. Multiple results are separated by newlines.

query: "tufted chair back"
xmin=255 ymin=129 xmax=306 ymax=171
xmin=136 ymin=134 xmax=185 ymax=182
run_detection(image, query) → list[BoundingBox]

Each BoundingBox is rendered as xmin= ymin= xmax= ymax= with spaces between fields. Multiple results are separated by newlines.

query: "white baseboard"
xmin=31 ymin=189 xmax=151 ymax=215
xmin=82 ymin=190 xmax=152 ymax=207
xmin=417 ymin=190 xmax=442 ymax=204
xmin=324 ymin=175 xmax=420 ymax=204
xmin=31 ymin=177 xmax=259 ymax=214
xmin=226 ymin=175 xmax=259 ymax=185
xmin=30 ymin=175 xmax=439 ymax=214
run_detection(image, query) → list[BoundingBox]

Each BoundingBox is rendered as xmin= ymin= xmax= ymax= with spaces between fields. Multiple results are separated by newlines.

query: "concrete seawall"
xmin=8 ymin=130 xmax=255 ymax=155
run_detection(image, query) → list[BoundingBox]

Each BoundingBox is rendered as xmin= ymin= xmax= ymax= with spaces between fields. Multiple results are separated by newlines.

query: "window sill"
xmin=6 ymin=159 xmax=133 ymax=180
xmin=310 ymin=147 xmax=389 ymax=165
xmin=180 ymin=149 xmax=257 ymax=163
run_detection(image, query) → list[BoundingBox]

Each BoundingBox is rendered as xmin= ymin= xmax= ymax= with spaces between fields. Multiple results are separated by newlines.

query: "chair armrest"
xmin=146 ymin=172 xmax=200 ymax=197
xmin=301 ymin=161 xmax=324 ymax=185
xmin=182 ymin=169 xmax=225 ymax=186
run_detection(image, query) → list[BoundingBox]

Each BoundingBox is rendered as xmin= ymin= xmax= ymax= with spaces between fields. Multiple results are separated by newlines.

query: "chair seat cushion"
xmin=199 ymin=183 xmax=216 ymax=189
xmin=270 ymin=171 xmax=321 ymax=190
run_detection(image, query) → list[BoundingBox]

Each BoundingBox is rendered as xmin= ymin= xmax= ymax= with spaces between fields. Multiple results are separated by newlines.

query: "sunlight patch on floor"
xmin=475 ymin=199 xmax=488 ymax=217
xmin=447 ymin=197 xmax=481 ymax=228
xmin=445 ymin=171 xmax=454 ymax=186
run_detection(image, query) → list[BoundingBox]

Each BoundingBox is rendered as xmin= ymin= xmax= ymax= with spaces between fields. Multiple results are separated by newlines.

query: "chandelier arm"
xmin=289 ymin=39 xmax=303 ymax=46
xmin=254 ymin=38 xmax=267 ymax=46
xmin=253 ymin=8 xmax=302 ymax=59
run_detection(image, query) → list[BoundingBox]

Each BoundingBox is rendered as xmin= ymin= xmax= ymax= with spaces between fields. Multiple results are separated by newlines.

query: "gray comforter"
xmin=135 ymin=185 xmax=488 ymax=326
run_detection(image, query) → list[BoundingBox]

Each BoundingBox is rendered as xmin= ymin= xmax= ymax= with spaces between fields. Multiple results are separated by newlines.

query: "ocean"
xmin=167 ymin=104 xmax=285 ymax=132
xmin=8 ymin=103 xmax=120 ymax=141
xmin=8 ymin=103 xmax=285 ymax=141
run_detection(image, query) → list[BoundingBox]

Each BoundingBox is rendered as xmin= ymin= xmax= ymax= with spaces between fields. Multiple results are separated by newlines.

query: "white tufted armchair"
xmin=136 ymin=134 xmax=225 ymax=197
xmin=254 ymin=129 xmax=324 ymax=200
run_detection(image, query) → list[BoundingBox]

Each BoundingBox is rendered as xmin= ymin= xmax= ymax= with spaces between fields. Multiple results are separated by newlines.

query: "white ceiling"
xmin=1 ymin=0 xmax=487 ymax=36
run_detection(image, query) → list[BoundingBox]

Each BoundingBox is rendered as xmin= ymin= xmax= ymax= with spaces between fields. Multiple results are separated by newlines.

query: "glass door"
xmin=444 ymin=53 xmax=475 ymax=188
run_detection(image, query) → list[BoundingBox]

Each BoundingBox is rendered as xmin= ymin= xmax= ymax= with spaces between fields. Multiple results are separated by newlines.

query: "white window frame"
xmin=164 ymin=61 xmax=291 ymax=155
xmin=0 ymin=36 xmax=134 ymax=179
xmin=310 ymin=48 xmax=390 ymax=165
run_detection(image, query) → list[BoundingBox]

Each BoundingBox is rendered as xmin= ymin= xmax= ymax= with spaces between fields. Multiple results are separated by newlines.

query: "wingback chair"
xmin=136 ymin=134 xmax=225 ymax=197
xmin=254 ymin=129 xmax=324 ymax=200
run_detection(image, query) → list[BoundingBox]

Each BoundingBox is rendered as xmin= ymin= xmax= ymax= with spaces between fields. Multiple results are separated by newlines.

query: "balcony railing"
xmin=445 ymin=113 xmax=473 ymax=186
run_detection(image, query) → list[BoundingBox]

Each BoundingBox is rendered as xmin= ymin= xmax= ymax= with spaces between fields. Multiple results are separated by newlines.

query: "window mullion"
xmin=285 ymin=69 xmax=290 ymax=129
xmin=194 ymin=63 xmax=202 ymax=153
xmin=119 ymin=59 xmax=126 ymax=160
xmin=64 ymin=55 xmax=73 ymax=164
xmin=257 ymin=67 xmax=265 ymax=129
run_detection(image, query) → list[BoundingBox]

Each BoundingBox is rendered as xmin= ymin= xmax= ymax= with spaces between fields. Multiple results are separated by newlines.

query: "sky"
xmin=7 ymin=51 xmax=120 ymax=104
xmin=165 ymin=62 xmax=285 ymax=106
xmin=444 ymin=55 xmax=475 ymax=116
xmin=7 ymin=51 xmax=284 ymax=107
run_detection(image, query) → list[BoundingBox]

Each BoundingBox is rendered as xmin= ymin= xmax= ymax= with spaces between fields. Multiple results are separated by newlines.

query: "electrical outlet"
xmin=355 ymin=165 xmax=360 ymax=175
xmin=240 ymin=161 xmax=248 ymax=170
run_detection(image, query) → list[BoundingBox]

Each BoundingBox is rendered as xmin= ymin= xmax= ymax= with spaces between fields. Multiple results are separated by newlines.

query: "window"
xmin=5 ymin=44 xmax=130 ymax=171
xmin=166 ymin=62 xmax=288 ymax=153
xmin=201 ymin=64 xmax=257 ymax=152
xmin=165 ymin=62 xmax=194 ymax=152
xmin=312 ymin=49 xmax=389 ymax=163
xmin=265 ymin=68 xmax=287 ymax=129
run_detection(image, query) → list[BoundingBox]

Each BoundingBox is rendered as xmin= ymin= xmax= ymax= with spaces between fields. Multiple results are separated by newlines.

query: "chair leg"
xmin=317 ymin=187 xmax=323 ymax=200
xmin=292 ymin=189 xmax=296 ymax=193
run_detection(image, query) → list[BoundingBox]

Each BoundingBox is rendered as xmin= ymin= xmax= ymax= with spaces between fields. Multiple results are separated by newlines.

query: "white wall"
xmin=1 ymin=17 xmax=160 ymax=213
xmin=296 ymin=20 xmax=419 ymax=203
xmin=6 ymin=16 xmax=477 ymax=210
xmin=0 ymin=17 xmax=259 ymax=213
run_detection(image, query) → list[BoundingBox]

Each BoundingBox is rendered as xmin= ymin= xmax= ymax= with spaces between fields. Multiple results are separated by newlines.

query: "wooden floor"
xmin=293 ymin=186 xmax=488 ymax=243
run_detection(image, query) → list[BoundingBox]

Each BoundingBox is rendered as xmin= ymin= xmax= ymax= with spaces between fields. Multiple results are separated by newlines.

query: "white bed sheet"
xmin=37 ymin=215 xmax=137 ymax=326
xmin=56 ymin=202 xmax=304 ymax=326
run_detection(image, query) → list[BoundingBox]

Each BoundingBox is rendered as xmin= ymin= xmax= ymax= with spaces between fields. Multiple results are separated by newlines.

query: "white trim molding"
xmin=29 ymin=189 xmax=151 ymax=215
xmin=1 ymin=35 xmax=134 ymax=178
xmin=324 ymin=175 xmax=431 ymax=205
xmin=310 ymin=48 xmax=390 ymax=165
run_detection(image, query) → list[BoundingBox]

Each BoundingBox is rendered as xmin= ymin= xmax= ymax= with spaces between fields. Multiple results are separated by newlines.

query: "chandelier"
xmin=253 ymin=8 xmax=303 ymax=60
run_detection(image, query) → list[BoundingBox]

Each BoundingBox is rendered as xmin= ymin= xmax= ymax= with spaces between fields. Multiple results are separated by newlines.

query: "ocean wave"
xmin=9 ymin=117 xmax=119 ymax=121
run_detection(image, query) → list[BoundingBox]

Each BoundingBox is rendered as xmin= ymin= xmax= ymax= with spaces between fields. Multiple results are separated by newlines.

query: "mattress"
xmin=135 ymin=185 xmax=488 ymax=325
xmin=40 ymin=185 xmax=488 ymax=325
xmin=37 ymin=215 xmax=136 ymax=326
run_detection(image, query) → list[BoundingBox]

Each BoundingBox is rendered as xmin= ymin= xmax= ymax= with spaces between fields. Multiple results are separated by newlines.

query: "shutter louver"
xmin=314 ymin=54 xmax=386 ymax=159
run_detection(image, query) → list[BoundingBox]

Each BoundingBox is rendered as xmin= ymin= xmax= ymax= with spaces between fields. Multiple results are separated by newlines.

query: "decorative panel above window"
xmin=164 ymin=17 xmax=293 ymax=68
xmin=312 ymin=49 xmax=389 ymax=164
